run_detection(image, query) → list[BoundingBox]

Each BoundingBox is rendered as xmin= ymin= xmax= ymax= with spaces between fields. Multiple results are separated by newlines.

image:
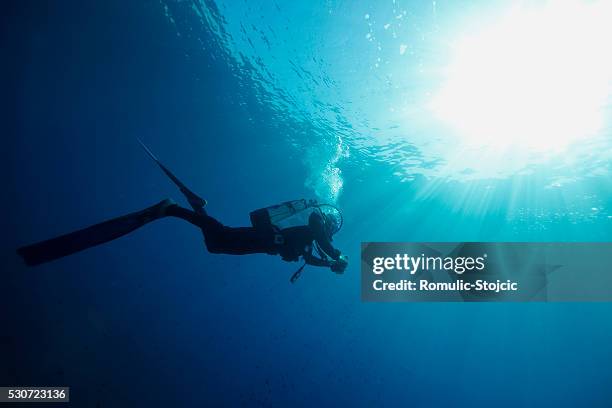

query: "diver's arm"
xmin=304 ymin=250 xmax=348 ymax=274
xmin=303 ymin=250 xmax=334 ymax=267
xmin=309 ymin=212 xmax=341 ymax=261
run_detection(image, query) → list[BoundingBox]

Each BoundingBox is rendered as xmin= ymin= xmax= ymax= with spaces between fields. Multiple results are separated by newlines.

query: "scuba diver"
xmin=17 ymin=140 xmax=348 ymax=282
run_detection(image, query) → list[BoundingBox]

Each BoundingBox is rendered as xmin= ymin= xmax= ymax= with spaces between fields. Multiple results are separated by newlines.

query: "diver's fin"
xmin=137 ymin=138 xmax=206 ymax=214
xmin=17 ymin=199 xmax=174 ymax=266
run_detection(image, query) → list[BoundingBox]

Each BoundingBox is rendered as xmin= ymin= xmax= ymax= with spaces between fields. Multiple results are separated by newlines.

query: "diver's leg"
xmin=17 ymin=199 xmax=175 ymax=266
xmin=165 ymin=204 xmax=276 ymax=255
xmin=205 ymin=226 xmax=277 ymax=255
xmin=164 ymin=204 xmax=204 ymax=226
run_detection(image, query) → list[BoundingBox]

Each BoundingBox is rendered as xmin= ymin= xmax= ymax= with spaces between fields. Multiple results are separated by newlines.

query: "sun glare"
xmin=431 ymin=1 xmax=612 ymax=152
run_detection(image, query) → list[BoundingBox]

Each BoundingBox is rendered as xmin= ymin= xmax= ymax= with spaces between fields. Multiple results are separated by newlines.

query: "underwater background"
xmin=3 ymin=0 xmax=612 ymax=406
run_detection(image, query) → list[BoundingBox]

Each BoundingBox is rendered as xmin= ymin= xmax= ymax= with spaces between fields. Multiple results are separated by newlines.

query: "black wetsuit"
xmin=166 ymin=205 xmax=340 ymax=264
xmin=17 ymin=201 xmax=340 ymax=267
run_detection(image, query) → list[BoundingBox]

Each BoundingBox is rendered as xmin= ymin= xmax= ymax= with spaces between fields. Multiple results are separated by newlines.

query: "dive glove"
xmin=331 ymin=255 xmax=348 ymax=274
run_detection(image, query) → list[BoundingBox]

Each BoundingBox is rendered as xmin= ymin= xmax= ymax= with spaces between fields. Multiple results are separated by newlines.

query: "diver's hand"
xmin=331 ymin=255 xmax=348 ymax=274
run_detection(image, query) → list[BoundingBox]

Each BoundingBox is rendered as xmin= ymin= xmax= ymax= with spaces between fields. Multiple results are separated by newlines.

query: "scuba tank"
xmin=250 ymin=199 xmax=318 ymax=230
xmin=249 ymin=199 xmax=344 ymax=283
xmin=250 ymin=199 xmax=343 ymax=236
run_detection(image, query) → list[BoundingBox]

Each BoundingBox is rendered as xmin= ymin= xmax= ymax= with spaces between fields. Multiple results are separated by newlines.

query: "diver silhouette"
xmin=17 ymin=140 xmax=348 ymax=281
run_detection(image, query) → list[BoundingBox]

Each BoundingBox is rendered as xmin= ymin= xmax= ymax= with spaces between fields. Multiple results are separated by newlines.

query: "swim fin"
xmin=17 ymin=199 xmax=175 ymax=266
xmin=137 ymin=138 xmax=207 ymax=214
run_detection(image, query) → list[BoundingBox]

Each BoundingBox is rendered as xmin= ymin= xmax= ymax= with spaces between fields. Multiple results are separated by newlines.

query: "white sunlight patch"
xmin=431 ymin=0 xmax=612 ymax=153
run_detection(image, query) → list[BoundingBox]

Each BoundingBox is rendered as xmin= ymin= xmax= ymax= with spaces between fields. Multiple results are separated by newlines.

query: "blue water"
xmin=4 ymin=0 xmax=612 ymax=406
